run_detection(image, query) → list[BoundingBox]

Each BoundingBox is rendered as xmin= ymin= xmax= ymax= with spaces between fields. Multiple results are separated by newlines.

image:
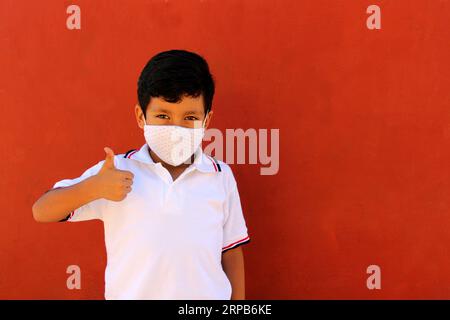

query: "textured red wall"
xmin=1 ymin=0 xmax=449 ymax=299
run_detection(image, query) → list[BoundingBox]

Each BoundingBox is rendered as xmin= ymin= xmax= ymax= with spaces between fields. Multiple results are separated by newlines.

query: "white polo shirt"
xmin=51 ymin=143 xmax=251 ymax=300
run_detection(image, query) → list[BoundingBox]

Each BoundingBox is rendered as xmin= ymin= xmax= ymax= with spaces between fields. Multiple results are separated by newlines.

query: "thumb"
xmin=103 ymin=147 xmax=116 ymax=169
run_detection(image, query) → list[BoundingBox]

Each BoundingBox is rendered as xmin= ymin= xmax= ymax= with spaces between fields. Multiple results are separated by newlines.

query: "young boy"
xmin=32 ymin=49 xmax=251 ymax=300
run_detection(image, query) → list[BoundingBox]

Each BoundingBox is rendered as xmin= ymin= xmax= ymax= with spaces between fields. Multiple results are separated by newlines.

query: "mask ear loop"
xmin=202 ymin=112 xmax=209 ymax=128
xmin=193 ymin=112 xmax=208 ymax=165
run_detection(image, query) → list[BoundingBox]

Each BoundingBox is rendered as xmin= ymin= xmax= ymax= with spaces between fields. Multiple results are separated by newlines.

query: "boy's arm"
xmin=32 ymin=147 xmax=134 ymax=223
xmin=221 ymin=165 xmax=251 ymax=300
xmin=32 ymin=176 xmax=102 ymax=223
xmin=222 ymin=246 xmax=246 ymax=300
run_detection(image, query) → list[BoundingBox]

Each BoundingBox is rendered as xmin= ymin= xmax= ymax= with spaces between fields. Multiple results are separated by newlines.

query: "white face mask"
xmin=143 ymin=115 xmax=207 ymax=166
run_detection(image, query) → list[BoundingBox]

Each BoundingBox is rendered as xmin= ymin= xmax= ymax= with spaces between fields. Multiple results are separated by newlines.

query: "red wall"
xmin=1 ymin=0 xmax=449 ymax=299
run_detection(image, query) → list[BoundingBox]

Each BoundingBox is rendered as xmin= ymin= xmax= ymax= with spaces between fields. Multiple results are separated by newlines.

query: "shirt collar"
xmin=129 ymin=143 xmax=219 ymax=173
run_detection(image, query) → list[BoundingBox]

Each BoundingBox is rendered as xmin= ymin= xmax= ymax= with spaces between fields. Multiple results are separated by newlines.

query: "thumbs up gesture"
xmin=95 ymin=147 xmax=135 ymax=201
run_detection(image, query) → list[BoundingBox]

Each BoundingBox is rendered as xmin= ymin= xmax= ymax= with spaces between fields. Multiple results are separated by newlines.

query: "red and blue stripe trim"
xmin=222 ymin=236 xmax=250 ymax=253
xmin=206 ymin=155 xmax=222 ymax=172
xmin=124 ymin=149 xmax=138 ymax=159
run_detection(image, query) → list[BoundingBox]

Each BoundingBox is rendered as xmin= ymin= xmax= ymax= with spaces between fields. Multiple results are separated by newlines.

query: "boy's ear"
xmin=205 ymin=110 xmax=213 ymax=129
xmin=135 ymin=104 xmax=145 ymax=129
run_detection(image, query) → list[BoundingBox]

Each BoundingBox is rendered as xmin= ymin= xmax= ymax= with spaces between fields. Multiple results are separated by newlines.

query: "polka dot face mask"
xmin=143 ymin=115 xmax=207 ymax=167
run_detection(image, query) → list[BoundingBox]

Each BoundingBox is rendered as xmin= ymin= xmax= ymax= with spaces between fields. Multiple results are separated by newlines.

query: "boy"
xmin=32 ymin=49 xmax=251 ymax=300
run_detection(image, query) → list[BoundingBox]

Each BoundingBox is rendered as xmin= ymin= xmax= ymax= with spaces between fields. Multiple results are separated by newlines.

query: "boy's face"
xmin=135 ymin=94 xmax=213 ymax=130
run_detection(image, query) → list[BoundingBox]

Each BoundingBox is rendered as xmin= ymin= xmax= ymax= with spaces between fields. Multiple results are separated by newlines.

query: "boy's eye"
xmin=156 ymin=114 xmax=169 ymax=119
xmin=185 ymin=116 xmax=199 ymax=120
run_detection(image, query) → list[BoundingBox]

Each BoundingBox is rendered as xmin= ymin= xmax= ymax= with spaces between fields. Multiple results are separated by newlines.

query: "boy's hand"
xmin=94 ymin=147 xmax=134 ymax=201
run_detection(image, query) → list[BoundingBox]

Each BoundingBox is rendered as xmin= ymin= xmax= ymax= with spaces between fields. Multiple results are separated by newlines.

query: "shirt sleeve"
xmin=222 ymin=176 xmax=251 ymax=253
xmin=49 ymin=160 xmax=107 ymax=222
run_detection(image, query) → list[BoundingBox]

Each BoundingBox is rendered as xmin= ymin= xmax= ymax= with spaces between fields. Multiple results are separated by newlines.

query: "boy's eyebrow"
xmin=151 ymin=106 xmax=171 ymax=113
xmin=150 ymin=106 xmax=202 ymax=115
xmin=184 ymin=110 xmax=202 ymax=115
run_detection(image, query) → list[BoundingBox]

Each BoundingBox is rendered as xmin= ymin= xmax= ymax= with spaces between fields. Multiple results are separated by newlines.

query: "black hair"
xmin=137 ymin=49 xmax=215 ymax=117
